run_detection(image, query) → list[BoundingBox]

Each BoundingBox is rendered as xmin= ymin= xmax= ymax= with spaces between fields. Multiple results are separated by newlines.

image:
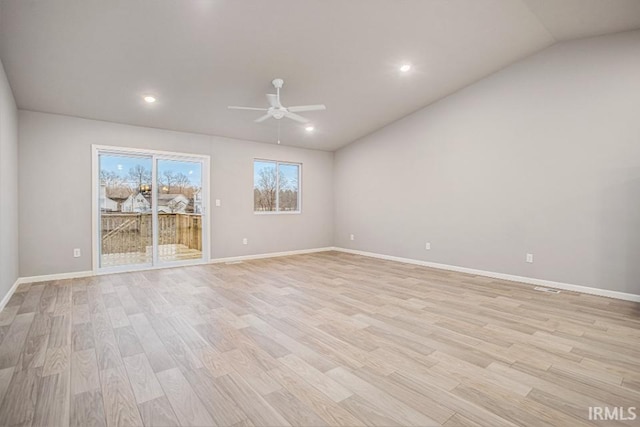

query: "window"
xmin=254 ymin=160 xmax=301 ymax=213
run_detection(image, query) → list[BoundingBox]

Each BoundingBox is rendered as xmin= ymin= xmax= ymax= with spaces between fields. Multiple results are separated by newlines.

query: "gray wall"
xmin=334 ymin=30 xmax=640 ymax=295
xmin=0 ymin=58 xmax=18 ymax=299
xmin=18 ymin=111 xmax=333 ymax=276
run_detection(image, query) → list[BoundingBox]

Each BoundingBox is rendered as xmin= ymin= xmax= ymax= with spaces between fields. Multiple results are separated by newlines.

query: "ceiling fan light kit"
xmin=228 ymin=78 xmax=326 ymax=143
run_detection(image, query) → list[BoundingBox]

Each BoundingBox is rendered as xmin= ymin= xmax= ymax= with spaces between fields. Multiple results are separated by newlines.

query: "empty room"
xmin=1 ymin=1 xmax=640 ymax=426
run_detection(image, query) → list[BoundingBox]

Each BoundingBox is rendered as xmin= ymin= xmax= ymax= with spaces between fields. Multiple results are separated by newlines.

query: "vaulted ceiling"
xmin=1 ymin=0 xmax=639 ymax=150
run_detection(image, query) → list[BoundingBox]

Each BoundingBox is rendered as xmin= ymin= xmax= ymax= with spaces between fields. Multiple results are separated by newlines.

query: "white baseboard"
xmin=333 ymin=247 xmax=640 ymax=303
xmin=0 ymin=278 xmax=22 ymax=311
xmin=16 ymin=270 xmax=94 ymax=285
xmin=210 ymin=247 xmax=334 ymax=264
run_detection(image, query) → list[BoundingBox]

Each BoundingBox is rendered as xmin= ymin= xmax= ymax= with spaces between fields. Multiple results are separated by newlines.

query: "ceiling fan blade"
xmin=228 ymin=106 xmax=268 ymax=111
xmin=266 ymin=94 xmax=282 ymax=108
xmin=254 ymin=113 xmax=272 ymax=123
xmin=287 ymin=104 xmax=326 ymax=113
xmin=284 ymin=112 xmax=309 ymax=123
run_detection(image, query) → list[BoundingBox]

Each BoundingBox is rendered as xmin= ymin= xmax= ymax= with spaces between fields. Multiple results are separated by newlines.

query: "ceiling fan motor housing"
xmin=272 ymin=110 xmax=285 ymax=119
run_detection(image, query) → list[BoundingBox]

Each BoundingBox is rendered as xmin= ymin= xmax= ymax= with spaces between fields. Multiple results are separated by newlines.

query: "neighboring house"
xmin=121 ymin=193 xmax=151 ymax=213
xmin=192 ymin=189 xmax=202 ymax=214
xmin=99 ymin=184 xmax=119 ymax=212
xmin=157 ymin=194 xmax=189 ymax=213
xmin=120 ymin=192 xmax=190 ymax=213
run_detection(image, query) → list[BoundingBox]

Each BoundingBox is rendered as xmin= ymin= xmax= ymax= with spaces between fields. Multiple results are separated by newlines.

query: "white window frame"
xmin=253 ymin=159 xmax=302 ymax=215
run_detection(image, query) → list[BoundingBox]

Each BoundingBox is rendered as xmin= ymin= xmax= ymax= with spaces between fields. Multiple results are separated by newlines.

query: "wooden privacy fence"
xmin=101 ymin=213 xmax=202 ymax=254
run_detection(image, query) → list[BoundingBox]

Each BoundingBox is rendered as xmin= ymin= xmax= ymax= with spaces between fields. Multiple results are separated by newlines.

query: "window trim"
xmin=253 ymin=158 xmax=302 ymax=215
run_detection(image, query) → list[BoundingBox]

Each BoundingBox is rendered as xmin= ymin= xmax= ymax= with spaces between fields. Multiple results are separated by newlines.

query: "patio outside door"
xmin=94 ymin=146 xmax=209 ymax=273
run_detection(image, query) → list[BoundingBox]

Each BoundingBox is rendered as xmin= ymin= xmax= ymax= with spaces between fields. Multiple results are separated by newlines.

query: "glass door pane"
xmin=99 ymin=154 xmax=153 ymax=268
xmin=155 ymin=158 xmax=204 ymax=263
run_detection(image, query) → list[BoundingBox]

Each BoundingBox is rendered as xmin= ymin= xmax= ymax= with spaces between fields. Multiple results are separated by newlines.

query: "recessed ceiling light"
xmin=305 ymin=126 xmax=315 ymax=132
xmin=144 ymin=96 xmax=156 ymax=103
xmin=400 ymin=64 xmax=411 ymax=72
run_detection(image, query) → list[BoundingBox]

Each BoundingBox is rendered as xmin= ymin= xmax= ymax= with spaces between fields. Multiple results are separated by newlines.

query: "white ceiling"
xmin=1 ymin=1 xmax=639 ymax=151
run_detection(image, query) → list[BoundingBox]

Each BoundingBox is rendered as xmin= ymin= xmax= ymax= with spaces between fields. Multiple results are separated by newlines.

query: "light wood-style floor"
xmin=0 ymin=251 xmax=639 ymax=427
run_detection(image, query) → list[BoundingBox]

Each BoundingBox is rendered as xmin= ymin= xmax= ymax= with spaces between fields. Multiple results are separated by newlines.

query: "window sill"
xmin=254 ymin=211 xmax=302 ymax=215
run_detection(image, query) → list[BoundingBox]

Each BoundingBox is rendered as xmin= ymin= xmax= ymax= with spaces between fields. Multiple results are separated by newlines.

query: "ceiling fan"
xmin=228 ymin=78 xmax=326 ymax=124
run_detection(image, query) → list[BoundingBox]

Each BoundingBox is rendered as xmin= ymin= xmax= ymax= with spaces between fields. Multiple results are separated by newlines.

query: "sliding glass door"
xmin=98 ymin=153 xmax=154 ymax=269
xmin=156 ymin=158 xmax=204 ymax=264
xmin=95 ymin=146 xmax=208 ymax=273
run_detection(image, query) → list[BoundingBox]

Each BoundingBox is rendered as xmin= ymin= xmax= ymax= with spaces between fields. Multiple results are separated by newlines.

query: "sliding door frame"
xmin=91 ymin=144 xmax=210 ymax=275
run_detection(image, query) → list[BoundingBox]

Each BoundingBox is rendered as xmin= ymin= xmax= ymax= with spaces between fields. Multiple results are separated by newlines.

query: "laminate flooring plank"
xmin=30 ymin=312 xmax=53 ymax=338
xmin=278 ymin=353 xmax=352 ymax=402
xmin=5 ymin=292 xmax=25 ymax=308
xmin=267 ymin=366 xmax=366 ymax=427
xmin=72 ymin=321 xmax=95 ymax=352
xmin=0 ymin=366 xmax=15 ymax=407
xmin=0 ymin=367 xmax=40 ymax=426
xmin=263 ymin=388 xmax=327 ymax=427
xmin=160 ymin=333 xmax=203 ymax=372
xmin=0 ymin=325 xmax=8 ymax=347
xmin=128 ymin=313 xmax=176 ymax=373
xmin=0 ymin=305 xmax=19 ymax=326
xmin=214 ymin=372 xmax=291 ymax=427
xmin=181 ymin=367 xmax=248 ymax=426
xmin=100 ymin=365 xmax=143 ymax=427
xmin=39 ymin=283 xmax=58 ymax=314
xmin=220 ymin=347 xmax=281 ymax=395
xmin=71 ymin=389 xmax=107 ymax=427
xmin=354 ymin=365 xmax=456 ymax=425
xmin=113 ymin=325 xmax=144 ymax=358
xmin=107 ymin=306 xmax=130 ymax=329
xmin=33 ymin=370 xmax=71 ymax=427
xmin=326 ymin=366 xmax=439 ymax=426
xmin=17 ymin=284 xmax=45 ymax=314
xmin=43 ymin=346 xmax=70 ymax=376
xmin=114 ymin=286 xmax=141 ymax=316
xmin=72 ymin=303 xmax=91 ymax=325
xmin=73 ymin=289 xmax=88 ymax=306
xmin=156 ymin=367 xmax=217 ymax=427
xmin=0 ymin=312 xmax=35 ymax=369
xmin=137 ymin=395 xmax=180 ymax=427
xmin=443 ymin=413 xmax=485 ymax=427
xmin=54 ymin=284 xmax=73 ymax=316
xmin=71 ymin=349 xmax=100 ymax=395
xmin=339 ymin=394 xmax=403 ymax=427
xmin=49 ymin=313 xmax=72 ymax=349
xmin=15 ymin=333 xmax=49 ymax=371
xmin=122 ymin=353 xmax=164 ymax=404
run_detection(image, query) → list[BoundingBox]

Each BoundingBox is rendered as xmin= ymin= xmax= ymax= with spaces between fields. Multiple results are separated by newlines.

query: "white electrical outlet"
xmin=215 ymin=199 xmax=221 ymax=207
xmin=73 ymin=248 xmax=81 ymax=258
xmin=350 ymin=234 xmax=355 ymax=241
xmin=526 ymin=253 xmax=534 ymax=263
xmin=242 ymin=238 xmax=248 ymax=245
xmin=425 ymin=242 xmax=431 ymax=250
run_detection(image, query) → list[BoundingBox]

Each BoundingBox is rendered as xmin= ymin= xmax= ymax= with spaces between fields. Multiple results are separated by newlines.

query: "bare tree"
xmin=101 ymin=170 xmax=133 ymax=198
xmin=174 ymin=172 xmax=190 ymax=193
xmin=161 ymin=170 xmax=175 ymax=192
xmin=100 ymin=170 xmax=121 ymax=187
xmin=128 ymin=165 xmax=151 ymax=190
xmin=253 ymin=165 xmax=301 ymax=211
xmin=278 ymin=169 xmax=298 ymax=211
xmin=255 ymin=167 xmax=278 ymax=211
